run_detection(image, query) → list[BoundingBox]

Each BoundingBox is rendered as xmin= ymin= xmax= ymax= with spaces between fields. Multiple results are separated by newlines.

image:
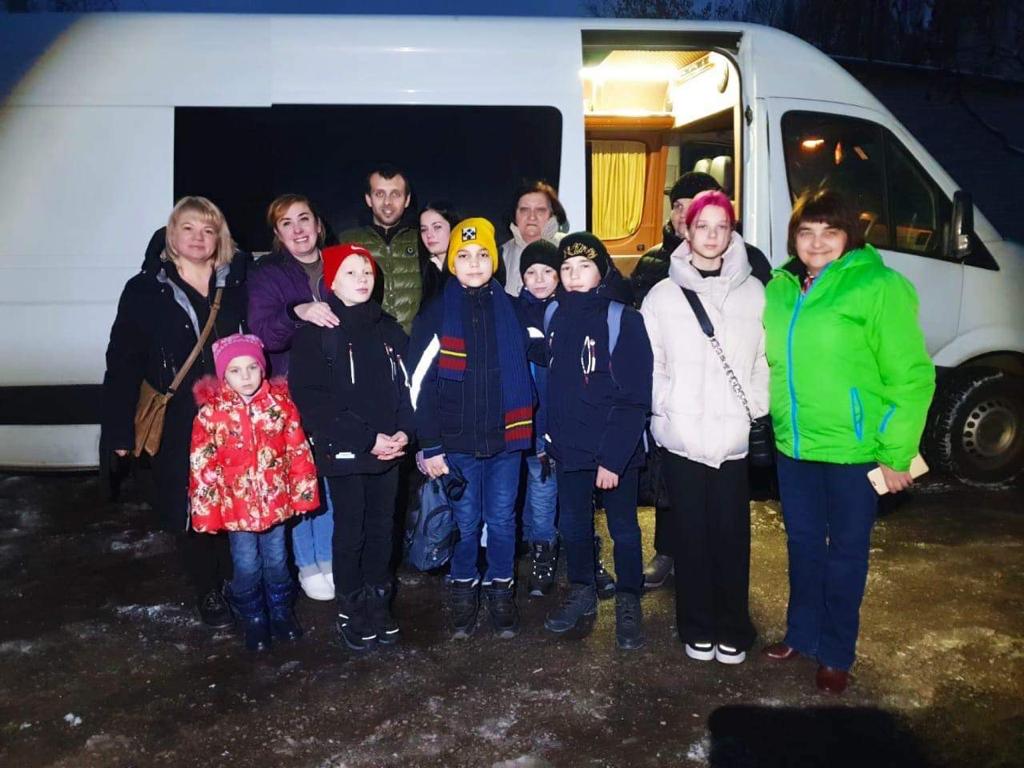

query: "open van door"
xmin=766 ymin=98 xmax=964 ymax=354
xmin=581 ymin=31 xmax=743 ymax=275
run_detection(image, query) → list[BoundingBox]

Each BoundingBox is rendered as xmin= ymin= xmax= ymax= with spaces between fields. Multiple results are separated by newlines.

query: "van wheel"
xmin=925 ymin=368 xmax=1024 ymax=486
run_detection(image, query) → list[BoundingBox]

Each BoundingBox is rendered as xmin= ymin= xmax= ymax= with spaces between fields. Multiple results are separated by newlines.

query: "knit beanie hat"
xmin=558 ymin=231 xmax=611 ymax=277
xmin=323 ymin=243 xmax=376 ymax=293
xmin=213 ymin=333 xmax=266 ymax=381
xmin=668 ymin=171 xmax=721 ymax=204
xmin=447 ymin=217 xmax=498 ymax=274
xmin=519 ymin=239 xmax=561 ymax=278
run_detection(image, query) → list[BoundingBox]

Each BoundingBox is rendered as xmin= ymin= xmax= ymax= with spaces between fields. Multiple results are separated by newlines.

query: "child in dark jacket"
xmin=409 ymin=217 xmax=533 ymax=641
xmin=542 ymin=233 xmax=654 ymax=650
xmin=289 ymin=244 xmax=414 ymax=652
xmin=189 ymin=333 xmax=320 ymax=652
xmin=516 ymin=240 xmax=561 ymax=597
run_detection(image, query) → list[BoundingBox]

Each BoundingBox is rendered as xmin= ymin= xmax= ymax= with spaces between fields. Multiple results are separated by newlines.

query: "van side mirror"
xmin=948 ymin=190 xmax=974 ymax=261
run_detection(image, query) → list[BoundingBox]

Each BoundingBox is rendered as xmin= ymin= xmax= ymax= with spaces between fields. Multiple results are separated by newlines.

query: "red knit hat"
xmin=322 ymin=243 xmax=377 ymax=293
xmin=212 ymin=333 xmax=266 ymax=381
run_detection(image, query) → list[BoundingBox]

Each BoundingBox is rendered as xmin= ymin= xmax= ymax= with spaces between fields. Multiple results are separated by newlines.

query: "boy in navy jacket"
xmin=409 ymin=218 xmax=533 ymax=640
xmin=289 ymin=244 xmax=414 ymax=652
xmin=542 ymin=233 xmax=653 ymax=650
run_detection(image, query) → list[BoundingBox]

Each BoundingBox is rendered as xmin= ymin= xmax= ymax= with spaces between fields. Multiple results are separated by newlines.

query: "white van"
xmin=1 ymin=13 xmax=1021 ymax=483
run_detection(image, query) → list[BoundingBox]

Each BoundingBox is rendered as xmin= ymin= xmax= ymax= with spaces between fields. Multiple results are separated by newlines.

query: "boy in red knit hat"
xmin=189 ymin=333 xmax=320 ymax=652
xmin=289 ymin=244 xmax=415 ymax=652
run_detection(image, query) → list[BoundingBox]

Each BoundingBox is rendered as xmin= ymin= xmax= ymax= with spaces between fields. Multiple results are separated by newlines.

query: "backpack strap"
xmin=606 ymin=301 xmax=624 ymax=357
xmin=542 ymin=299 xmax=559 ymax=335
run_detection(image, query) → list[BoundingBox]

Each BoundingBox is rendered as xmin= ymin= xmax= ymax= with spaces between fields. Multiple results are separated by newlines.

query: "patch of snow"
xmin=491 ymin=757 xmax=553 ymax=768
xmin=0 ymin=639 xmax=36 ymax=654
xmin=685 ymin=735 xmax=710 ymax=764
xmin=109 ymin=531 xmax=173 ymax=557
xmin=64 ymin=713 xmax=83 ymax=727
xmin=19 ymin=722 xmax=32 ymax=730
xmin=114 ymin=603 xmax=200 ymax=628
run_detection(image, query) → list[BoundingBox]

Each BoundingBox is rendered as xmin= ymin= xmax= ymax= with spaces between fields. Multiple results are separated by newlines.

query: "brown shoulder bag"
xmin=133 ymin=288 xmax=223 ymax=457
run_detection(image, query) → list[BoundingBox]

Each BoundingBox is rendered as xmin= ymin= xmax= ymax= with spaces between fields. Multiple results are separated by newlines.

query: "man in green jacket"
xmin=338 ymin=164 xmax=422 ymax=332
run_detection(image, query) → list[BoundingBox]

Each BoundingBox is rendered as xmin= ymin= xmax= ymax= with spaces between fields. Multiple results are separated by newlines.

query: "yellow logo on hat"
xmin=563 ymin=241 xmax=599 ymax=261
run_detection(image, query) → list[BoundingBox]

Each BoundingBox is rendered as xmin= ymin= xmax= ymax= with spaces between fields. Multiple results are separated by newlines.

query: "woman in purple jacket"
xmin=248 ymin=193 xmax=337 ymax=601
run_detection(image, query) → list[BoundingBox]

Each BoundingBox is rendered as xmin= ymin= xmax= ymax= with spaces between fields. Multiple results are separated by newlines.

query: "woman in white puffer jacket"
xmin=640 ymin=190 xmax=768 ymax=666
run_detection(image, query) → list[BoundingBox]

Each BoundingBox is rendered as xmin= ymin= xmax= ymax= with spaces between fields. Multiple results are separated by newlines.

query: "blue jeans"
xmin=557 ymin=466 xmax=643 ymax=595
xmin=229 ymin=525 xmax=289 ymax=596
xmin=776 ymin=453 xmax=878 ymax=671
xmin=522 ymin=453 xmax=558 ymax=546
xmin=291 ymin=476 xmax=334 ymax=577
xmin=447 ymin=451 xmax=521 ymax=583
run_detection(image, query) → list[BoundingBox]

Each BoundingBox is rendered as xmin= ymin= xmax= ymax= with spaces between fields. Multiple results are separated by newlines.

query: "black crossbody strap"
xmin=680 ymin=287 xmax=714 ymax=338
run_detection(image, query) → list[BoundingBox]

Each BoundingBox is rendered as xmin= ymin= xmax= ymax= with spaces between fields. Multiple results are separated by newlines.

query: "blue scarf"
xmin=439 ymin=278 xmax=533 ymax=451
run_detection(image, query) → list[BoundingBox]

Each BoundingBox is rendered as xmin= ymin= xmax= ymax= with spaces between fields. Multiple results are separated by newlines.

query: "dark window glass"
xmin=886 ymin=136 xmax=952 ymax=257
xmin=175 ymin=105 xmax=563 ymax=252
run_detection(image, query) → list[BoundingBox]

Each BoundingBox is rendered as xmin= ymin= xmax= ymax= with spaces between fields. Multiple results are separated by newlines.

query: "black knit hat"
xmin=668 ymin=171 xmax=721 ymax=204
xmin=519 ymin=239 xmax=561 ymax=278
xmin=558 ymin=231 xmax=611 ymax=277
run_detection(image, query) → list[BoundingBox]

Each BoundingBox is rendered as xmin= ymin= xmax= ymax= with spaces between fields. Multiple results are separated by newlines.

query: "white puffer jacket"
xmin=640 ymin=232 xmax=769 ymax=469
xmin=501 ymin=217 xmax=563 ymax=297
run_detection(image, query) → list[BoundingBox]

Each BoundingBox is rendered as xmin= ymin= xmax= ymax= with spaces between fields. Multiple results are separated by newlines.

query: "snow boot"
xmin=336 ymin=588 xmax=377 ymax=652
xmin=544 ymin=583 xmax=598 ymax=636
xmin=449 ymin=579 xmax=480 ymax=640
xmin=527 ymin=541 xmax=557 ymax=597
xmin=229 ymin=585 xmax=270 ymax=652
xmin=594 ymin=536 xmax=616 ymax=600
xmin=483 ymin=579 xmax=520 ymax=639
xmin=366 ymin=583 xmax=401 ymax=645
xmin=265 ymin=580 xmax=303 ymax=642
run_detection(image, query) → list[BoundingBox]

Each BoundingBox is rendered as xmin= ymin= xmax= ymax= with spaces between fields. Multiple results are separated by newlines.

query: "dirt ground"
xmin=0 ymin=472 xmax=1021 ymax=768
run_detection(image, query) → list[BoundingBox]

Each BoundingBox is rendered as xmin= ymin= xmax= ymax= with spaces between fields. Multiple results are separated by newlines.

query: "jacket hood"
xmin=192 ymin=376 xmax=289 ymax=407
xmin=775 ymin=244 xmax=884 ymax=284
xmin=669 ymin=231 xmax=752 ymax=293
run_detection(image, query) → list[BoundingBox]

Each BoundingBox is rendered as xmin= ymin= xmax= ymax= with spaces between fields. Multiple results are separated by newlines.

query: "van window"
xmin=589 ymin=139 xmax=646 ymax=240
xmin=174 ymin=105 xmax=562 ymax=252
xmin=782 ymin=111 xmax=952 ymax=259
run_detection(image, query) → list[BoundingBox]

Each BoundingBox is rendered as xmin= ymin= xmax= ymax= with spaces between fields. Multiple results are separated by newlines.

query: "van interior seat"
xmin=693 ymin=158 xmax=711 ymax=175
xmin=691 ymin=156 xmax=732 ymax=195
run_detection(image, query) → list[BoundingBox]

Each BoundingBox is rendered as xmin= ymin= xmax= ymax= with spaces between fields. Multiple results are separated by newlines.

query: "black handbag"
xmin=680 ymin=287 xmax=775 ymax=467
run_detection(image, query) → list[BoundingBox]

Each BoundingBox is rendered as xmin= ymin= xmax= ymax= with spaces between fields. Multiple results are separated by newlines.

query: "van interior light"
xmin=835 ymin=141 xmax=844 ymax=165
xmin=580 ymin=63 xmax=679 ymax=84
xmin=853 ymin=145 xmax=869 ymax=161
xmin=801 ymin=138 xmax=825 ymax=150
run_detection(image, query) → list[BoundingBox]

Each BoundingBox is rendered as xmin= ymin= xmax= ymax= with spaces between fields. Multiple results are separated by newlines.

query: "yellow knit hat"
xmin=447 ymin=217 xmax=499 ymax=274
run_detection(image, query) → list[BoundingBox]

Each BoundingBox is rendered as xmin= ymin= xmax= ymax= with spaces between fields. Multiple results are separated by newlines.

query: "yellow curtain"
xmin=591 ymin=140 xmax=646 ymax=240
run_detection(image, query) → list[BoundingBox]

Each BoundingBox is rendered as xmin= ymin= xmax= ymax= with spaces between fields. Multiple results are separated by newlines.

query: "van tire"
xmin=924 ymin=368 xmax=1024 ymax=486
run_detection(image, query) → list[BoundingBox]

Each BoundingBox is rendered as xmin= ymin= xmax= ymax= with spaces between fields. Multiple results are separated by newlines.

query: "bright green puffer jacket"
xmin=763 ymin=245 xmax=935 ymax=472
xmin=337 ymin=225 xmax=422 ymax=333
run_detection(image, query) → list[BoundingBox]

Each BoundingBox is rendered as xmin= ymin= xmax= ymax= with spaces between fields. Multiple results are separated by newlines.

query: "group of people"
xmin=101 ymin=162 xmax=935 ymax=695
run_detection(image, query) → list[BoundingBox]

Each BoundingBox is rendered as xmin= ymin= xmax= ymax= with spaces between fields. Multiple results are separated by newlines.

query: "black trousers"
xmin=328 ymin=466 xmax=400 ymax=596
xmin=178 ymin=530 xmax=232 ymax=600
xmin=663 ymin=452 xmax=756 ymax=650
xmin=653 ymin=502 xmax=673 ymax=556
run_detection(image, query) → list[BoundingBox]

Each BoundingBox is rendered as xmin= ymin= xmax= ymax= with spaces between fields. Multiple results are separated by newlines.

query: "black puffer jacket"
xmin=101 ymin=230 xmax=249 ymax=530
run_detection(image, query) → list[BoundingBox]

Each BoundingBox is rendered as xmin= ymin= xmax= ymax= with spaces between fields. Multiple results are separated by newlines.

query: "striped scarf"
xmin=439 ymin=277 xmax=533 ymax=451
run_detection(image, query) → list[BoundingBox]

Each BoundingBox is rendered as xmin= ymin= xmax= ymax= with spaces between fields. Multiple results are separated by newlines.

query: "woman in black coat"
xmin=101 ymin=196 xmax=249 ymax=626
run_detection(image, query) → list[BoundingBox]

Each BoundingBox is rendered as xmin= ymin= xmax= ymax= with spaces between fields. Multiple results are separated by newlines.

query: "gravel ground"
xmin=0 ymin=471 xmax=1021 ymax=767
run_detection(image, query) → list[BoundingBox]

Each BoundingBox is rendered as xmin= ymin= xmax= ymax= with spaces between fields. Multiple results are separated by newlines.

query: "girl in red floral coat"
xmin=189 ymin=333 xmax=319 ymax=651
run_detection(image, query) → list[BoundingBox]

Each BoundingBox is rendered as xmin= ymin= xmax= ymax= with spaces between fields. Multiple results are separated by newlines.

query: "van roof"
xmin=1 ymin=13 xmax=887 ymax=115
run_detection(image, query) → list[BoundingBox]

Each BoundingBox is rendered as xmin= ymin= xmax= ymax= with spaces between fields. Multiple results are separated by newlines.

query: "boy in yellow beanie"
xmin=408 ymin=217 xmax=533 ymax=640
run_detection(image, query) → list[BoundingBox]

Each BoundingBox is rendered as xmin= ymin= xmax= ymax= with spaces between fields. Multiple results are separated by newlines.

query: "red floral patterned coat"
xmin=189 ymin=376 xmax=320 ymax=533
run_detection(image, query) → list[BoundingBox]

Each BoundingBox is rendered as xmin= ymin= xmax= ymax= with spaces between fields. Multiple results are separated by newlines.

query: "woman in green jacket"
xmin=761 ymin=189 xmax=934 ymax=694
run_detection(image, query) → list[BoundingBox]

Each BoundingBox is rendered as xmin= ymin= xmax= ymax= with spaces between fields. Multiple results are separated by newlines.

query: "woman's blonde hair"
xmin=164 ymin=196 xmax=235 ymax=269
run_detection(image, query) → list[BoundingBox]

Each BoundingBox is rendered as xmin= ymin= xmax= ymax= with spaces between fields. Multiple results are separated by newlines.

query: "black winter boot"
xmin=265 ymin=580 xmax=303 ymax=642
xmin=594 ymin=536 xmax=616 ymax=600
xmin=366 ymin=583 xmax=400 ymax=645
xmin=544 ymin=583 xmax=598 ymax=636
xmin=614 ymin=591 xmax=646 ymax=650
xmin=336 ymin=589 xmax=377 ymax=652
xmin=527 ymin=542 xmax=557 ymax=597
xmin=483 ymin=579 xmax=520 ymax=639
xmin=449 ymin=579 xmax=480 ymax=640
xmin=229 ymin=585 xmax=270 ymax=652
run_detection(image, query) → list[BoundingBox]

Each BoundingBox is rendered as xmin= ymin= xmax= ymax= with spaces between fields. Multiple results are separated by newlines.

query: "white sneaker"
xmin=685 ymin=642 xmax=715 ymax=661
xmin=299 ymin=572 xmax=334 ymax=601
xmin=715 ymin=644 xmax=747 ymax=665
xmin=325 ymin=571 xmax=335 ymax=591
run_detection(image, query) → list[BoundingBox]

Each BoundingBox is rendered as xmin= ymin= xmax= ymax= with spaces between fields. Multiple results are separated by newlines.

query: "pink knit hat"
xmin=212 ymin=333 xmax=266 ymax=381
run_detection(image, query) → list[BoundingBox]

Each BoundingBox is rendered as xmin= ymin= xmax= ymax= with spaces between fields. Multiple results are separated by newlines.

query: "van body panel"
xmin=1 ymin=13 xmax=1021 ymax=469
